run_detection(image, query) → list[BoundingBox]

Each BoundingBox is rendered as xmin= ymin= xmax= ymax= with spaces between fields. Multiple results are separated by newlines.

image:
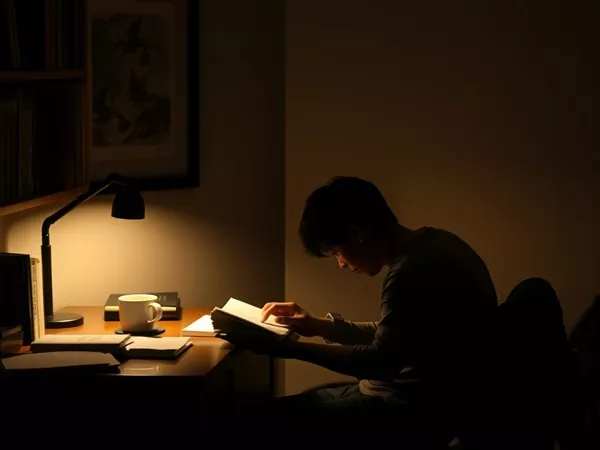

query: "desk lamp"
xmin=41 ymin=173 xmax=145 ymax=329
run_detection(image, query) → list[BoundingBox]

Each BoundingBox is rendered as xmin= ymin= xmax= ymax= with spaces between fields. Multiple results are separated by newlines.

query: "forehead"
xmin=320 ymin=244 xmax=338 ymax=257
xmin=322 ymin=244 xmax=351 ymax=257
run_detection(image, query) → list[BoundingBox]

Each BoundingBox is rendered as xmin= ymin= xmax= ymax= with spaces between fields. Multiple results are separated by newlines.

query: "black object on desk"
xmin=0 ymin=254 xmax=36 ymax=345
xmin=41 ymin=173 xmax=145 ymax=329
xmin=0 ymin=326 xmax=23 ymax=355
xmin=115 ymin=326 xmax=165 ymax=336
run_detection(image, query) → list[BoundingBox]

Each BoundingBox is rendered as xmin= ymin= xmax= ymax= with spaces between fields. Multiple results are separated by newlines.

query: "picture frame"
xmin=87 ymin=0 xmax=199 ymax=191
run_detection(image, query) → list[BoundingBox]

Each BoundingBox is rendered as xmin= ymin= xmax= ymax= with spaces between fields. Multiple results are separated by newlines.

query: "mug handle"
xmin=146 ymin=302 xmax=163 ymax=324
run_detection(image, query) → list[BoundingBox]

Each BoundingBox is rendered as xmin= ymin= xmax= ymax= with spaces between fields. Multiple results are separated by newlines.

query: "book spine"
xmin=30 ymin=257 xmax=45 ymax=339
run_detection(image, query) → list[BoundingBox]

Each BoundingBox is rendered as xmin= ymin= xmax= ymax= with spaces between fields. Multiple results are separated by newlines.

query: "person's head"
xmin=298 ymin=176 xmax=398 ymax=276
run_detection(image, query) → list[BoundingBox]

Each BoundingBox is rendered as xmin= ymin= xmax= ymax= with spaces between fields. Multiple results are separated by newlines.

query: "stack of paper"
xmin=123 ymin=336 xmax=193 ymax=359
xmin=30 ymin=334 xmax=132 ymax=353
xmin=181 ymin=315 xmax=216 ymax=337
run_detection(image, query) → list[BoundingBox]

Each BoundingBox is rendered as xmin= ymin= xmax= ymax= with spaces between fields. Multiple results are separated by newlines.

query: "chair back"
xmin=569 ymin=295 xmax=600 ymax=448
xmin=459 ymin=278 xmax=581 ymax=450
xmin=496 ymin=277 xmax=586 ymax=448
xmin=498 ymin=276 xmax=568 ymax=378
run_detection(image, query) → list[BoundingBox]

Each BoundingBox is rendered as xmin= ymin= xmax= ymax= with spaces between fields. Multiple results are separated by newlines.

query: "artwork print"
xmin=91 ymin=12 xmax=172 ymax=160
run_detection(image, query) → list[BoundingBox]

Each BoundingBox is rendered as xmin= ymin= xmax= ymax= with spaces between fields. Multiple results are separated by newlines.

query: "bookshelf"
xmin=0 ymin=0 xmax=89 ymax=217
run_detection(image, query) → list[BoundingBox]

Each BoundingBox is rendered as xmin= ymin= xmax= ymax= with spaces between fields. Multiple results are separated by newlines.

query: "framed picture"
xmin=87 ymin=0 xmax=199 ymax=191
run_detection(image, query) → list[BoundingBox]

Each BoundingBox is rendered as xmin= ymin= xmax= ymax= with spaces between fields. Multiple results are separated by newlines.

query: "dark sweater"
xmin=320 ymin=227 xmax=499 ymax=406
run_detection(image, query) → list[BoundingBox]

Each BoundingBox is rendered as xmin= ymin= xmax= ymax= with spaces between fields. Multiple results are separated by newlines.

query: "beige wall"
xmin=2 ymin=0 xmax=285 ymax=315
xmin=285 ymin=0 xmax=599 ymax=394
xmin=3 ymin=0 xmax=597 ymax=398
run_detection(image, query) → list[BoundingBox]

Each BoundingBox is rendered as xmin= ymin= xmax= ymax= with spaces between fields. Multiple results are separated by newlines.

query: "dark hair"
xmin=298 ymin=176 xmax=398 ymax=257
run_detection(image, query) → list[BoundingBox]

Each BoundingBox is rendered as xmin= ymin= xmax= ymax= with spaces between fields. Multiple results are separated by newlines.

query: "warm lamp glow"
xmin=41 ymin=174 xmax=145 ymax=329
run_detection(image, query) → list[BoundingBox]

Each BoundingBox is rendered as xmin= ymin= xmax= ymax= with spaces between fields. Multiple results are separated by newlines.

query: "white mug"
xmin=118 ymin=294 xmax=163 ymax=332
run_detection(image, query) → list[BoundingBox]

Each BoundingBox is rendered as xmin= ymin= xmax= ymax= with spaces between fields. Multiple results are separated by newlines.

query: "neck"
xmin=379 ymin=224 xmax=424 ymax=267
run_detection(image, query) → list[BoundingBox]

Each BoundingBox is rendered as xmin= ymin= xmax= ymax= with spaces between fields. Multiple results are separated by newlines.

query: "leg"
xmin=227 ymin=386 xmax=452 ymax=448
xmin=273 ymin=382 xmax=364 ymax=414
xmin=266 ymin=384 xmax=450 ymax=447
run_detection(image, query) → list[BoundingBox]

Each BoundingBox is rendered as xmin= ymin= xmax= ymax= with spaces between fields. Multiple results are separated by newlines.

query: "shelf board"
xmin=0 ymin=70 xmax=85 ymax=83
xmin=0 ymin=185 xmax=89 ymax=217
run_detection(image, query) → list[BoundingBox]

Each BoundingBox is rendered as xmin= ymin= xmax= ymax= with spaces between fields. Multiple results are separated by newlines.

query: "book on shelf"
xmin=104 ymin=291 xmax=181 ymax=321
xmin=0 ymin=0 xmax=82 ymax=71
xmin=208 ymin=297 xmax=299 ymax=342
xmin=0 ymin=0 xmax=86 ymax=211
xmin=0 ymin=83 xmax=84 ymax=207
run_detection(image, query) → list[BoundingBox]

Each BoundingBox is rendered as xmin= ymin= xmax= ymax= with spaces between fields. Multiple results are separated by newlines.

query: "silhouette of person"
xmin=223 ymin=176 xmax=500 ymax=443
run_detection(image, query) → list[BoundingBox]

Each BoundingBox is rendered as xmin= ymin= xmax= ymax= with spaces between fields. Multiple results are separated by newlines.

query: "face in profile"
xmin=327 ymin=238 xmax=383 ymax=277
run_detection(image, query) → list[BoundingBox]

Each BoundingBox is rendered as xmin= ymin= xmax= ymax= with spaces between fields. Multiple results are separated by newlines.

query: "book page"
xmin=217 ymin=298 xmax=289 ymax=335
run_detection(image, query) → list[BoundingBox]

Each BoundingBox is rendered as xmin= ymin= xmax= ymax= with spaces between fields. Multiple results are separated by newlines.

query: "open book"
xmin=210 ymin=298 xmax=298 ymax=342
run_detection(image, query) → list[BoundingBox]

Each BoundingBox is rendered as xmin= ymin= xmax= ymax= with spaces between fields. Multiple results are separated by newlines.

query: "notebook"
xmin=181 ymin=315 xmax=216 ymax=337
xmin=30 ymin=334 xmax=131 ymax=353
xmin=123 ymin=336 xmax=193 ymax=359
xmin=210 ymin=297 xmax=298 ymax=341
xmin=0 ymin=351 xmax=120 ymax=372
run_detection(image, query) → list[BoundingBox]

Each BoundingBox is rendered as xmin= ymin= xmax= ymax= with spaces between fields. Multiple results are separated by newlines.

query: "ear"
xmin=345 ymin=225 xmax=366 ymax=244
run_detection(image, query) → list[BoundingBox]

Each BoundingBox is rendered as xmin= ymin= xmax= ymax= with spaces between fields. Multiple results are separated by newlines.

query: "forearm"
xmin=277 ymin=341 xmax=397 ymax=380
xmin=313 ymin=317 xmax=377 ymax=345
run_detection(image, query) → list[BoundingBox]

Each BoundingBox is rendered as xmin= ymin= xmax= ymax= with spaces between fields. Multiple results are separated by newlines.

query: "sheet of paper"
xmin=222 ymin=298 xmax=287 ymax=329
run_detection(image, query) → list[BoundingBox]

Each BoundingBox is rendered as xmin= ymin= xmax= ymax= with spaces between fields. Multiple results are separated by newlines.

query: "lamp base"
xmin=45 ymin=311 xmax=84 ymax=329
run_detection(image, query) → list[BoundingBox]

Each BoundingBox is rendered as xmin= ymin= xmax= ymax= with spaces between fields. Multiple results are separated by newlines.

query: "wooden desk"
xmin=43 ymin=306 xmax=236 ymax=378
xmin=1 ymin=306 xmax=278 ymax=427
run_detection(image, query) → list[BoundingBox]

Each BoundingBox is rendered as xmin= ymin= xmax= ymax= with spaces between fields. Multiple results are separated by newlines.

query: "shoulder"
xmin=382 ymin=252 xmax=437 ymax=295
xmin=382 ymin=227 xmax=486 ymax=291
xmin=407 ymin=227 xmax=487 ymax=272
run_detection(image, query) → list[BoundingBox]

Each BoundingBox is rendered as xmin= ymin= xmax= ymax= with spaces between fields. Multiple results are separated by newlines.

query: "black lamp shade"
xmin=111 ymin=185 xmax=145 ymax=220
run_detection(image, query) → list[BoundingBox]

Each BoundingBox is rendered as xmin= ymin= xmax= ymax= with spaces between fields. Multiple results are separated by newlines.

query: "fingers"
xmin=261 ymin=302 xmax=300 ymax=322
xmin=274 ymin=315 xmax=296 ymax=325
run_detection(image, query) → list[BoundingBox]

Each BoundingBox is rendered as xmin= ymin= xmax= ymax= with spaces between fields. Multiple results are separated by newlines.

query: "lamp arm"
xmin=41 ymin=178 xmax=124 ymax=246
xmin=40 ymin=174 xmax=130 ymax=327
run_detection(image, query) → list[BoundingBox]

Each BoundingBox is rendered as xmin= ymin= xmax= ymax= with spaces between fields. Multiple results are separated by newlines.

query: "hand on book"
xmin=261 ymin=302 xmax=332 ymax=338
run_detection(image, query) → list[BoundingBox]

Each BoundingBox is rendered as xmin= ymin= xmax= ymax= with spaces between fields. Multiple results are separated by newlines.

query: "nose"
xmin=335 ymin=255 xmax=347 ymax=269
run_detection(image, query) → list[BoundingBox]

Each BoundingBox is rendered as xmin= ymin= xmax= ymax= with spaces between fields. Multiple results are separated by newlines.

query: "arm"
xmin=320 ymin=319 xmax=377 ymax=345
xmin=279 ymin=262 xmax=436 ymax=380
